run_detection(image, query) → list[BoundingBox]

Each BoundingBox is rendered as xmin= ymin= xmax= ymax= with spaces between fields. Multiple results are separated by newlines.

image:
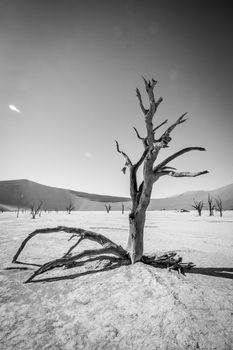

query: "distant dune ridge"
xmin=0 ymin=179 xmax=232 ymax=211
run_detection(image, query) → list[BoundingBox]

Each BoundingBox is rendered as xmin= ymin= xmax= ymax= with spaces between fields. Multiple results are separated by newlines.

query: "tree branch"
xmin=171 ymin=170 xmax=209 ymax=177
xmin=163 ymin=170 xmax=209 ymax=178
xmin=163 ymin=113 xmax=187 ymax=137
xmin=134 ymin=147 xmax=149 ymax=172
xmin=153 ymin=147 xmax=206 ymax=173
xmin=25 ymin=245 xmax=128 ymax=283
xmin=12 ymin=226 xmax=126 ymax=264
xmin=142 ymin=76 xmax=163 ymax=112
xmin=133 ymin=127 xmax=148 ymax=148
xmin=140 ymin=77 xmax=163 ymax=146
xmin=133 ymin=126 xmax=144 ymax=140
xmin=155 ymin=113 xmax=188 ymax=148
xmin=115 ymin=140 xmax=133 ymax=173
xmin=153 ymin=119 xmax=168 ymax=133
xmin=136 ymin=88 xmax=148 ymax=115
xmin=63 ymin=236 xmax=83 ymax=257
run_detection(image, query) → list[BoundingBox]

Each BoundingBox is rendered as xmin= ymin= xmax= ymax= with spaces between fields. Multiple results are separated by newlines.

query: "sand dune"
xmin=149 ymin=183 xmax=233 ymax=210
xmin=0 ymin=179 xmax=232 ymax=211
xmin=0 ymin=179 xmax=130 ymax=212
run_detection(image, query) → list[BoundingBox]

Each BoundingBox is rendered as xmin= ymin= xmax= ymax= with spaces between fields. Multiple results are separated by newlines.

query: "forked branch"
xmin=133 ymin=119 xmax=168 ymax=148
xmin=162 ymin=113 xmax=187 ymax=137
xmin=12 ymin=226 xmax=127 ymax=264
xmin=142 ymin=76 xmax=162 ymax=108
xmin=155 ymin=113 xmax=188 ymax=148
xmin=25 ymin=245 xmax=128 ymax=283
xmin=153 ymin=147 xmax=206 ymax=173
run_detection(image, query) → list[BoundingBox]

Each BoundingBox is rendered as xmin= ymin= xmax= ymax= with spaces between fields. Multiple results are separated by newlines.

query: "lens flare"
xmin=9 ymin=105 xmax=21 ymax=113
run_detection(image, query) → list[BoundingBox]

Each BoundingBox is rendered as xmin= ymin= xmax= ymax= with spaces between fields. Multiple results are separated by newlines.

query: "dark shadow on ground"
xmin=29 ymin=265 xmax=233 ymax=283
xmin=187 ymin=267 xmax=233 ymax=280
xmin=26 ymin=255 xmax=130 ymax=283
xmin=7 ymin=256 xmax=233 ymax=282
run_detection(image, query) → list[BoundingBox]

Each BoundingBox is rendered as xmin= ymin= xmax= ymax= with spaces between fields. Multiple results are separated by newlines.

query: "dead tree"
xmin=215 ymin=197 xmax=223 ymax=217
xmin=207 ymin=194 xmax=215 ymax=216
xmin=12 ymin=78 xmax=208 ymax=282
xmin=115 ymin=78 xmax=208 ymax=263
xmin=66 ymin=202 xmax=74 ymax=214
xmin=30 ymin=202 xmax=43 ymax=219
xmin=192 ymin=199 xmax=204 ymax=216
xmin=105 ymin=204 xmax=111 ymax=213
xmin=16 ymin=207 xmax=20 ymax=218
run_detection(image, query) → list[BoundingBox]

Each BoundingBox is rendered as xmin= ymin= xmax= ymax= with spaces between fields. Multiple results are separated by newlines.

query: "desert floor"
xmin=0 ymin=210 xmax=233 ymax=350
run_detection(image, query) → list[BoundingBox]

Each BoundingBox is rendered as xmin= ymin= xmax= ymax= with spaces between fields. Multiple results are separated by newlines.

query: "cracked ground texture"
xmin=1 ymin=211 xmax=233 ymax=349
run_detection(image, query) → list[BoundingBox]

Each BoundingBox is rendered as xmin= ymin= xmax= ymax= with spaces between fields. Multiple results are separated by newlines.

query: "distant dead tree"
xmin=121 ymin=203 xmax=125 ymax=214
xmin=39 ymin=206 xmax=43 ymax=217
xmin=12 ymin=77 xmax=208 ymax=282
xmin=30 ymin=202 xmax=43 ymax=219
xmin=192 ymin=199 xmax=204 ymax=216
xmin=105 ymin=204 xmax=111 ymax=213
xmin=207 ymin=194 xmax=215 ymax=216
xmin=16 ymin=207 xmax=20 ymax=218
xmin=66 ymin=202 xmax=74 ymax=214
xmin=215 ymin=197 xmax=223 ymax=217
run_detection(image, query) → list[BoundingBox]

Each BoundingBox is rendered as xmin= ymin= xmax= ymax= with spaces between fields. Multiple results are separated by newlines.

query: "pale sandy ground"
xmin=0 ymin=211 xmax=233 ymax=350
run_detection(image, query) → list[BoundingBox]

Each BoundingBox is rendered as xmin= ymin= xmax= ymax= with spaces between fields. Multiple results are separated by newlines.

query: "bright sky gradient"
xmin=0 ymin=0 xmax=233 ymax=198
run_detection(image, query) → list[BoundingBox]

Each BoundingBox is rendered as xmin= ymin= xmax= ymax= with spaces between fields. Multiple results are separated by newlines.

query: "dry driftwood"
xmin=11 ymin=226 xmax=194 ymax=283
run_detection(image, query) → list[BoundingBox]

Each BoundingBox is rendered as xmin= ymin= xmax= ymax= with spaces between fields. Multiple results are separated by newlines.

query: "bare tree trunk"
xmin=215 ymin=197 xmax=223 ymax=217
xmin=127 ymin=210 xmax=146 ymax=263
xmin=208 ymin=194 xmax=215 ymax=216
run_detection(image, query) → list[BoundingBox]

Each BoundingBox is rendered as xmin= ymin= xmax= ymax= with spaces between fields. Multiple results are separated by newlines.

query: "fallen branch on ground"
xmin=142 ymin=252 xmax=195 ymax=274
xmin=11 ymin=226 xmax=195 ymax=283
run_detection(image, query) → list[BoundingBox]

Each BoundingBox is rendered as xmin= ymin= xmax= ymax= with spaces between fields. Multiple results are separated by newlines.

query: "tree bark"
xmin=127 ymin=210 xmax=146 ymax=263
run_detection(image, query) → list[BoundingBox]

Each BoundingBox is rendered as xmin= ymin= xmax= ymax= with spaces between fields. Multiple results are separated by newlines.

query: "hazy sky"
xmin=0 ymin=0 xmax=233 ymax=198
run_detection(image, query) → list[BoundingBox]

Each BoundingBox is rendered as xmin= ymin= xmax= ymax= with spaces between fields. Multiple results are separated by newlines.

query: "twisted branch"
xmin=25 ymin=245 xmax=128 ymax=283
xmin=115 ymin=140 xmax=132 ymax=173
xmin=133 ymin=127 xmax=148 ymax=148
xmin=12 ymin=226 xmax=127 ymax=264
xmin=153 ymin=147 xmax=206 ymax=173
xmin=155 ymin=113 xmax=188 ymax=148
